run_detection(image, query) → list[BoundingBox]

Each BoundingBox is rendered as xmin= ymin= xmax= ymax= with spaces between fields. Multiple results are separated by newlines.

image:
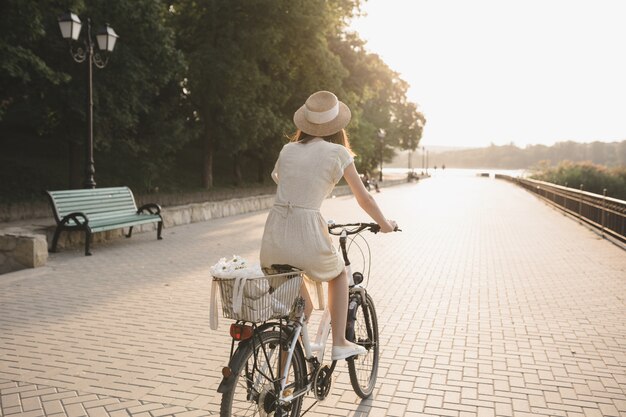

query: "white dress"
xmin=260 ymin=140 xmax=354 ymax=282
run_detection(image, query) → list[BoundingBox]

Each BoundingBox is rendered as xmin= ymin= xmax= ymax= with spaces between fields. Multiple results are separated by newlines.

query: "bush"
xmin=531 ymin=161 xmax=626 ymax=200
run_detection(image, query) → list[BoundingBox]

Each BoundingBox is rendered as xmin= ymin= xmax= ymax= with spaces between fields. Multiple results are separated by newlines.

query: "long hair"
xmin=289 ymin=129 xmax=355 ymax=156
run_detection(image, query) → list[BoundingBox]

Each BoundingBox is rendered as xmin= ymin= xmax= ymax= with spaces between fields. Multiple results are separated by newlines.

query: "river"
xmin=382 ymin=167 xmax=529 ymax=179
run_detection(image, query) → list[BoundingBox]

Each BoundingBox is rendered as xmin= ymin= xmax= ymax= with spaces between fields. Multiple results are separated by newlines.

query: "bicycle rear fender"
xmin=216 ymin=371 xmax=235 ymax=394
xmin=216 ymin=323 xmax=300 ymax=394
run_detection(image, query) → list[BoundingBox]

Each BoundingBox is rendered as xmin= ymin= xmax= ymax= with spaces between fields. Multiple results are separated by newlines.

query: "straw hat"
xmin=293 ymin=91 xmax=351 ymax=137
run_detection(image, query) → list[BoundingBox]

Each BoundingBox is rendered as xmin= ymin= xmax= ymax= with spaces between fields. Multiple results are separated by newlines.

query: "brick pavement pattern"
xmin=1 ymin=172 xmax=625 ymax=417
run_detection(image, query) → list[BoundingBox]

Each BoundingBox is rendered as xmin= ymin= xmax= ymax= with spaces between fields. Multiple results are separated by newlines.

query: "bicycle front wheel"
xmin=220 ymin=330 xmax=307 ymax=417
xmin=347 ymin=292 xmax=380 ymax=398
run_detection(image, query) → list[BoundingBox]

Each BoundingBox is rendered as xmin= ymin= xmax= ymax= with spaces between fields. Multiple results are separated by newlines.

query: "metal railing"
xmin=496 ymin=174 xmax=626 ymax=245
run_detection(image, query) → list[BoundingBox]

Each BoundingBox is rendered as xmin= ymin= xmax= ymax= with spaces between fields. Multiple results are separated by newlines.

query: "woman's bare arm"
xmin=343 ymin=163 xmax=396 ymax=233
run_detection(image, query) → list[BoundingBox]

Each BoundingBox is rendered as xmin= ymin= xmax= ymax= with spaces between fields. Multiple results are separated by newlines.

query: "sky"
xmin=349 ymin=0 xmax=626 ymax=148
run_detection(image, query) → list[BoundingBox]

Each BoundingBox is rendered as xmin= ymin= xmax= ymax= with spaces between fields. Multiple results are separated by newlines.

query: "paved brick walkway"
xmin=1 ymin=172 xmax=625 ymax=417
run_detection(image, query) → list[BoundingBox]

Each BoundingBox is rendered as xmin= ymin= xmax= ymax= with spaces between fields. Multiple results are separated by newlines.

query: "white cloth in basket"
xmin=271 ymin=276 xmax=301 ymax=315
xmin=243 ymin=279 xmax=270 ymax=299
xmin=234 ymin=293 xmax=275 ymax=322
xmin=210 ymin=256 xmax=264 ymax=329
xmin=209 ymin=257 xmax=302 ymax=329
xmin=210 ymin=257 xmax=296 ymax=329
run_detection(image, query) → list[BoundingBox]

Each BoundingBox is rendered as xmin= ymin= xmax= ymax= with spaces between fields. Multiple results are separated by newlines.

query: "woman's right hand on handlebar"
xmin=380 ymin=220 xmax=397 ymax=233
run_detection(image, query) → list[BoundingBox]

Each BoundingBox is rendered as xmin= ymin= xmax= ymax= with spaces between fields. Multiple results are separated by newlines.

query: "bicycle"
xmin=214 ymin=222 xmax=395 ymax=416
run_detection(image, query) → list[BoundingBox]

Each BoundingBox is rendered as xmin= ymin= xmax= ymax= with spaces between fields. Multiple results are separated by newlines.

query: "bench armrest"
xmin=60 ymin=212 xmax=89 ymax=227
xmin=138 ymin=203 xmax=162 ymax=215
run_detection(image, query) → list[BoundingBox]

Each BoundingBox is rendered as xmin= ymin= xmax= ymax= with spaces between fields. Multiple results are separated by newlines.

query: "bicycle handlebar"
xmin=327 ymin=222 xmax=401 ymax=236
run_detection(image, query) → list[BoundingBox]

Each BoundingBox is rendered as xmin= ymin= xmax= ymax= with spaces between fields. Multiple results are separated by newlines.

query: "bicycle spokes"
xmin=347 ymin=293 xmax=380 ymax=399
xmin=223 ymin=331 xmax=305 ymax=417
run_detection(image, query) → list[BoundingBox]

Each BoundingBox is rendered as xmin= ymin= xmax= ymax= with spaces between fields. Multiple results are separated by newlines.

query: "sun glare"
xmin=350 ymin=0 xmax=626 ymax=149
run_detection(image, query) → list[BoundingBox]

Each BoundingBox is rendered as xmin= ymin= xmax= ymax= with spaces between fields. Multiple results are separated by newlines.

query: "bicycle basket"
xmin=213 ymin=268 xmax=303 ymax=323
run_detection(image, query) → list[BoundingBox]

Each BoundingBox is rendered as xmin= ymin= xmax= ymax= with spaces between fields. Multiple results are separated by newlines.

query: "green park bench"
xmin=46 ymin=187 xmax=163 ymax=256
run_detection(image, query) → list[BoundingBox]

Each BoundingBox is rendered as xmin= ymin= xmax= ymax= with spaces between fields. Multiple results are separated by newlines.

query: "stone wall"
xmin=0 ymin=233 xmax=47 ymax=275
xmin=0 ymin=178 xmax=409 ymax=274
xmin=0 ymin=193 xmax=289 ymax=274
xmin=0 ymin=186 xmax=277 ymax=223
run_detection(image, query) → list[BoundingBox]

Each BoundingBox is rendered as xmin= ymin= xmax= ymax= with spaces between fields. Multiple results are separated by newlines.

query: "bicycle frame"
xmin=275 ymin=284 xmax=333 ymax=403
xmin=278 ymin=227 xmax=364 ymax=402
xmin=219 ymin=222 xmax=380 ymax=409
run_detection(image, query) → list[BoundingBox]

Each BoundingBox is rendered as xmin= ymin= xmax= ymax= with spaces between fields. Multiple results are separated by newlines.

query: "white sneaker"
xmin=331 ymin=343 xmax=367 ymax=361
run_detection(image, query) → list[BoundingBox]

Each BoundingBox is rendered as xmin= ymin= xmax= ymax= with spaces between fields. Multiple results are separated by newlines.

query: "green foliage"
xmin=65 ymin=0 xmax=188 ymax=187
xmin=1 ymin=0 xmax=425 ymax=202
xmin=531 ymin=161 xmax=626 ymax=200
xmin=171 ymin=0 xmax=356 ymax=186
xmin=0 ymin=0 xmax=72 ymax=121
xmin=1 ymin=0 xmax=187 ymax=195
xmin=328 ymin=33 xmax=426 ymax=174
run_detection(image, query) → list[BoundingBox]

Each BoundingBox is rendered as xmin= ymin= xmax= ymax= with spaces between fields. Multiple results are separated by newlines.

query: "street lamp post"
xmin=377 ymin=128 xmax=386 ymax=182
xmin=58 ymin=12 xmax=118 ymax=189
xmin=421 ymin=146 xmax=425 ymax=175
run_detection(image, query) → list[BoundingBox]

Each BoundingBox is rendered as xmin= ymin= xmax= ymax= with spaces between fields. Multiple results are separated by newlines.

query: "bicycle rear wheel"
xmin=347 ymin=292 xmax=379 ymax=398
xmin=220 ymin=330 xmax=307 ymax=417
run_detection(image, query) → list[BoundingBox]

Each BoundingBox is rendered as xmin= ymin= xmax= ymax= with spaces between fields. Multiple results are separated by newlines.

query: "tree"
xmin=424 ymin=140 xmax=626 ymax=170
xmin=0 ymin=0 xmax=186 ymax=194
xmin=171 ymin=0 xmax=356 ymax=188
xmin=328 ymin=32 xmax=424 ymax=174
xmin=0 ymin=0 xmax=73 ymax=122
xmin=390 ymin=99 xmax=426 ymax=155
xmin=1 ymin=0 xmax=426 ymax=200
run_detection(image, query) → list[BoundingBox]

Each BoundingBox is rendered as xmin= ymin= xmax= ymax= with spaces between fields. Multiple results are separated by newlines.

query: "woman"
xmin=260 ymin=90 xmax=397 ymax=361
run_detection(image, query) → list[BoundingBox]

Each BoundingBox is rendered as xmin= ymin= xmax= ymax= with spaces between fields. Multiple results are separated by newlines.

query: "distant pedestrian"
xmin=371 ymin=177 xmax=380 ymax=193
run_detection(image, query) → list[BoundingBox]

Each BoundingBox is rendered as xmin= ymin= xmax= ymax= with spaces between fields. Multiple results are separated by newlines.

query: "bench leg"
xmin=51 ymin=227 xmax=62 ymax=253
xmin=85 ymin=230 xmax=92 ymax=256
xmin=126 ymin=226 xmax=133 ymax=238
xmin=157 ymin=221 xmax=163 ymax=240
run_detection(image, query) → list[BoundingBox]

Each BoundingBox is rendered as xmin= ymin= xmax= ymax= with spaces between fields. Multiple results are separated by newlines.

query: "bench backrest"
xmin=46 ymin=187 xmax=138 ymax=223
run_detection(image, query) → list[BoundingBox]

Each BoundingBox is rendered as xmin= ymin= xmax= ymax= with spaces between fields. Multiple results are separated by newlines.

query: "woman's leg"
xmin=328 ymin=269 xmax=350 ymax=346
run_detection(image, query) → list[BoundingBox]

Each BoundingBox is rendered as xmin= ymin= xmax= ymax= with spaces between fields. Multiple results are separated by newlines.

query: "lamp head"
xmin=96 ymin=24 xmax=119 ymax=52
xmin=58 ymin=12 xmax=82 ymax=41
